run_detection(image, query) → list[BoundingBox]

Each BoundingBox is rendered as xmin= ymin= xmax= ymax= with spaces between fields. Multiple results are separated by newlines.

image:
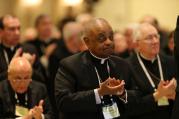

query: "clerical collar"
xmin=10 ymin=47 xmax=15 ymax=51
xmin=1 ymin=43 xmax=15 ymax=52
xmin=89 ymin=51 xmax=109 ymax=64
xmin=38 ymin=37 xmax=51 ymax=44
xmin=139 ymin=53 xmax=157 ymax=63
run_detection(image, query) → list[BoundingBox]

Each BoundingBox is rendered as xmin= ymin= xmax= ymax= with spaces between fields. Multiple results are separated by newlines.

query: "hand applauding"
xmin=97 ymin=77 xmax=125 ymax=96
xmin=153 ymin=78 xmax=177 ymax=101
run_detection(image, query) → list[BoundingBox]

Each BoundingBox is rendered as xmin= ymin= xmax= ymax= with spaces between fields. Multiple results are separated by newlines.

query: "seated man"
xmin=127 ymin=23 xmax=177 ymax=119
xmin=0 ymin=57 xmax=53 ymax=119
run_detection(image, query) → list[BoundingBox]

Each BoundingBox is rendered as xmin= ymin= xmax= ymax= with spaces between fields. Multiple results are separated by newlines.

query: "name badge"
xmin=102 ymin=102 xmax=120 ymax=119
xmin=158 ymin=96 xmax=169 ymax=106
xmin=15 ymin=105 xmax=29 ymax=117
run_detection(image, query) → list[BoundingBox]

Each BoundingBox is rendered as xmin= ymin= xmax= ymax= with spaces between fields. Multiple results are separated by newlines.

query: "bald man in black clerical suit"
xmin=55 ymin=18 xmax=138 ymax=119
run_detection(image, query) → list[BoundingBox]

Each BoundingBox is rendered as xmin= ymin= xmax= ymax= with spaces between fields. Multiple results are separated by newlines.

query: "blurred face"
xmin=85 ymin=21 xmax=114 ymax=58
xmin=36 ymin=17 xmax=52 ymax=39
xmin=124 ymin=28 xmax=136 ymax=50
xmin=137 ymin=24 xmax=160 ymax=59
xmin=65 ymin=33 xmax=81 ymax=53
xmin=1 ymin=17 xmax=20 ymax=47
xmin=64 ymin=23 xmax=87 ymax=53
xmin=114 ymin=33 xmax=127 ymax=53
xmin=8 ymin=69 xmax=32 ymax=94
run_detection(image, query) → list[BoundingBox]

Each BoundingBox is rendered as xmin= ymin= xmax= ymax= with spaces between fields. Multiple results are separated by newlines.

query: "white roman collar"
xmin=90 ymin=51 xmax=109 ymax=64
xmin=139 ymin=53 xmax=157 ymax=63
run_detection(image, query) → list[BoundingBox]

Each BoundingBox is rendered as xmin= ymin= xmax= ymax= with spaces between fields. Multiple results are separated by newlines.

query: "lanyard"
xmin=137 ymin=53 xmax=164 ymax=91
xmin=94 ymin=61 xmax=111 ymax=99
xmin=15 ymin=93 xmax=28 ymax=106
xmin=3 ymin=50 xmax=10 ymax=65
xmin=94 ymin=61 xmax=110 ymax=85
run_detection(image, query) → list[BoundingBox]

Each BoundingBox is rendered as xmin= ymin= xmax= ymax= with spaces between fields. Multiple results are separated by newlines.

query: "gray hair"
xmin=63 ymin=21 xmax=83 ymax=41
xmin=126 ymin=23 xmax=141 ymax=42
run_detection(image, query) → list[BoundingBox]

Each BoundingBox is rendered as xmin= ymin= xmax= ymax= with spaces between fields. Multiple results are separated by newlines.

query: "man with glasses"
xmin=127 ymin=23 xmax=177 ymax=119
xmin=0 ymin=57 xmax=54 ymax=119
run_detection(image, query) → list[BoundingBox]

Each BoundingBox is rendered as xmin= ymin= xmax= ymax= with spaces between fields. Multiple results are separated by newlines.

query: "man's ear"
xmin=83 ymin=36 xmax=89 ymax=45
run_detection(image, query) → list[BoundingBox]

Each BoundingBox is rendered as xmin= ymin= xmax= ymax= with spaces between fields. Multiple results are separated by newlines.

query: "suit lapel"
xmin=0 ymin=47 xmax=8 ymax=71
xmin=81 ymin=52 xmax=100 ymax=88
xmin=3 ymin=81 xmax=15 ymax=115
xmin=28 ymin=83 xmax=38 ymax=108
xmin=108 ymin=58 xmax=120 ymax=79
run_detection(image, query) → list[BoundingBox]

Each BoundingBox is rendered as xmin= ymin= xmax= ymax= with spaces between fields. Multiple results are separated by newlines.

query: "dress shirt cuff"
xmin=40 ymin=55 xmax=49 ymax=68
xmin=118 ymin=89 xmax=128 ymax=103
xmin=41 ymin=114 xmax=45 ymax=119
xmin=94 ymin=89 xmax=101 ymax=104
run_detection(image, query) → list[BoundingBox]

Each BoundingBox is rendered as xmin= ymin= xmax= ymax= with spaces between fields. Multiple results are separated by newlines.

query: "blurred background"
xmin=0 ymin=0 xmax=178 ymax=37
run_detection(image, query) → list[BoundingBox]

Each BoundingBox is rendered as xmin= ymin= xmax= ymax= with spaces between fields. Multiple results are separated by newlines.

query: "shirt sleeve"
xmin=94 ymin=89 xmax=101 ymax=104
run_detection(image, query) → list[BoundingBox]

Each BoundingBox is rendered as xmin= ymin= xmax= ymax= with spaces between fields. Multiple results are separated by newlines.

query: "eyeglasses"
xmin=97 ymin=32 xmax=114 ymax=42
xmin=143 ymin=34 xmax=160 ymax=42
xmin=12 ymin=78 xmax=31 ymax=83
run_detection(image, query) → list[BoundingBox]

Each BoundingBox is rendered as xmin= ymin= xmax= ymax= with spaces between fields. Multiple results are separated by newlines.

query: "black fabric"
xmin=127 ymin=53 xmax=177 ymax=119
xmin=0 ymin=44 xmax=20 ymax=81
xmin=0 ymin=44 xmax=19 ymax=62
xmin=27 ymin=37 xmax=58 ymax=58
xmin=48 ymin=39 xmax=73 ymax=81
xmin=139 ymin=54 xmax=160 ymax=88
xmin=48 ymin=39 xmax=73 ymax=119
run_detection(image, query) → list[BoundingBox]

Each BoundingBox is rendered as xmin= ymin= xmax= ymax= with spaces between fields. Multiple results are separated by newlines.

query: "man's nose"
xmin=105 ymin=37 xmax=113 ymax=45
xmin=15 ymin=28 xmax=20 ymax=35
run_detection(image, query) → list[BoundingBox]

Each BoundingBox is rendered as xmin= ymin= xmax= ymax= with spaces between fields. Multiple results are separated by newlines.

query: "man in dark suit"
xmin=0 ymin=15 xmax=21 ymax=80
xmin=26 ymin=14 xmax=58 ymax=74
xmin=55 ymin=18 xmax=138 ymax=119
xmin=0 ymin=15 xmax=45 ymax=83
xmin=0 ymin=57 xmax=53 ymax=119
xmin=171 ymin=16 xmax=179 ymax=119
xmin=127 ymin=23 xmax=177 ymax=119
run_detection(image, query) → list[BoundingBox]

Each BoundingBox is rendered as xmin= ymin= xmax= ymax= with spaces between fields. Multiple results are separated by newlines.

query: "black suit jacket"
xmin=48 ymin=40 xmax=73 ymax=119
xmin=171 ymin=15 xmax=179 ymax=119
xmin=27 ymin=37 xmax=58 ymax=58
xmin=0 ymin=43 xmax=45 ymax=83
xmin=0 ymin=80 xmax=54 ymax=119
xmin=55 ymin=51 xmax=138 ymax=119
xmin=127 ymin=53 xmax=176 ymax=119
xmin=0 ymin=44 xmax=21 ymax=81
xmin=0 ymin=45 xmax=8 ymax=81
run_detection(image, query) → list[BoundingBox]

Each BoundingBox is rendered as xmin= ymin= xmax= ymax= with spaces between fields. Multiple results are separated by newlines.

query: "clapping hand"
xmin=97 ymin=77 xmax=125 ymax=96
